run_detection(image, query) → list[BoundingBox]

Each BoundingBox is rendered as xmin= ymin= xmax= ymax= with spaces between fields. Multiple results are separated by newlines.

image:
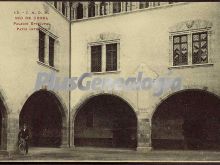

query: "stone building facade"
xmin=0 ymin=1 xmax=220 ymax=152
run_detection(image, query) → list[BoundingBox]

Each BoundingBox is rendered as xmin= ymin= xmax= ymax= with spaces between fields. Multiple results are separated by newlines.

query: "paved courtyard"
xmin=1 ymin=147 xmax=220 ymax=162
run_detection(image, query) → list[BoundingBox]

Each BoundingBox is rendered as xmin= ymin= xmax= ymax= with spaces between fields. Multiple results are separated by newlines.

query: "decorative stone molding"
xmin=88 ymin=32 xmax=121 ymax=43
xmin=168 ymin=19 xmax=213 ymax=67
xmin=169 ymin=19 xmax=213 ymax=33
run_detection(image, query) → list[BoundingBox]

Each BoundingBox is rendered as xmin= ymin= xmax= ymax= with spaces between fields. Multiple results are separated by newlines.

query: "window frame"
xmin=169 ymin=28 xmax=213 ymax=68
xmin=173 ymin=34 xmax=188 ymax=66
xmin=49 ymin=36 xmax=55 ymax=67
xmin=39 ymin=30 xmax=46 ymax=63
xmin=91 ymin=45 xmax=102 ymax=73
xmin=106 ymin=43 xmax=118 ymax=72
xmin=88 ymin=40 xmax=120 ymax=74
xmin=38 ymin=26 xmax=59 ymax=71
xmin=192 ymin=32 xmax=208 ymax=64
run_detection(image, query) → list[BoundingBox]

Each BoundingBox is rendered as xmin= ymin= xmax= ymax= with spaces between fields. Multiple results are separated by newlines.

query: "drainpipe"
xmin=68 ymin=1 xmax=72 ymax=148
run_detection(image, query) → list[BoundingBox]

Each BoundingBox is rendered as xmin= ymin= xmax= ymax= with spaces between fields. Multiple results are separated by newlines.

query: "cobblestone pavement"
xmin=1 ymin=147 xmax=220 ymax=162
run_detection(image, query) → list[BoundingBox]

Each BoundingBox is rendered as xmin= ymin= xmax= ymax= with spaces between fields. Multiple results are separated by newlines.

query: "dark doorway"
xmin=19 ymin=90 xmax=63 ymax=147
xmin=152 ymin=90 xmax=220 ymax=150
xmin=0 ymin=102 xmax=3 ymax=147
xmin=74 ymin=95 xmax=137 ymax=149
xmin=0 ymin=97 xmax=7 ymax=150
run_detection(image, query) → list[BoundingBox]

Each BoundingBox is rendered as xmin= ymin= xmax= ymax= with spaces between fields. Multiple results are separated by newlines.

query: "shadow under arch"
xmin=19 ymin=89 xmax=67 ymax=147
xmin=151 ymin=89 xmax=220 ymax=150
xmin=0 ymin=92 xmax=8 ymax=150
xmin=73 ymin=93 xmax=138 ymax=149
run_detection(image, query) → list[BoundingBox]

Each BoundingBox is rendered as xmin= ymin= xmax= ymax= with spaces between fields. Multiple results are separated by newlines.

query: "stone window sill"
xmin=91 ymin=70 xmax=121 ymax=75
xmin=168 ymin=63 xmax=214 ymax=69
xmin=37 ymin=61 xmax=59 ymax=72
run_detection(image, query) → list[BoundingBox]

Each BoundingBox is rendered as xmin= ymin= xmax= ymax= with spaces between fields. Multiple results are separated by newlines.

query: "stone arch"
xmin=19 ymin=89 xmax=68 ymax=147
xmin=150 ymin=86 xmax=220 ymax=120
xmin=72 ymin=92 xmax=138 ymax=149
xmin=151 ymin=88 xmax=220 ymax=150
xmin=73 ymin=92 xmax=137 ymax=120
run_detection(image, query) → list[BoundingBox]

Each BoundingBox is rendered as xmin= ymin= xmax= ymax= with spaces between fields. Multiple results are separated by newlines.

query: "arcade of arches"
xmin=74 ymin=95 xmax=137 ymax=149
xmin=2 ymin=89 xmax=220 ymax=151
xmin=152 ymin=90 xmax=220 ymax=150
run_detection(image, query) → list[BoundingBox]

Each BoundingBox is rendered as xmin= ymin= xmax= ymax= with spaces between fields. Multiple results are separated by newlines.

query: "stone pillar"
xmin=122 ymin=2 xmax=126 ymax=12
xmin=137 ymin=112 xmax=151 ymax=152
xmin=83 ymin=3 xmax=88 ymax=19
xmin=108 ymin=2 xmax=113 ymax=14
xmin=60 ymin=109 xmax=69 ymax=148
xmin=105 ymin=2 xmax=110 ymax=15
xmin=95 ymin=2 xmax=100 ymax=16
xmin=70 ymin=121 xmax=74 ymax=148
xmin=131 ymin=2 xmax=138 ymax=11
xmin=7 ymin=113 xmax=19 ymax=153
xmin=72 ymin=8 xmax=77 ymax=20
xmin=65 ymin=2 xmax=70 ymax=19
xmin=69 ymin=112 xmax=75 ymax=148
xmin=58 ymin=2 xmax=62 ymax=12
xmin=60 ymin=124 xmax=69 ymax=148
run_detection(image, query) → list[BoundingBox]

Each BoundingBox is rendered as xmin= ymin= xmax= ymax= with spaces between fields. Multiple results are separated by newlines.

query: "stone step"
xmin=73 ymin=147 xmax=136 ymax=153
xmin=0 ymin=150 xmax=9 ymax=158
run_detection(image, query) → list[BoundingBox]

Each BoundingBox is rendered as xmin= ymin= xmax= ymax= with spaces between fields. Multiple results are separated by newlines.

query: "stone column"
xmin=108 ymin=2 xmax=113 ymax=14
xmin=122 ymin=2 xmax=126 ymax=12
xmin=58 ymin=2 xmax=62 ymax=12
xmin=136 ymin=111 xmax=151 ymax=152
xmin=72 ymin=8 xmax=77 ymax=20
xmin=105 ymin=2 xmax=110 ymax=15
xmin=65 ymin=2 xmax=70 ymax=19
xmin=83 ymin=3 xmax=88 ymax=19
xmin=131 ymin=2 xmax=137 ymax=11
xmin=69 ymin=113 xmax=75 ymax=148
xmin=94 ymin=2 xmax=98 ymax=17
xmin=7 ymin=113 xmax=19 ymax=153
xmin=60 ymin=123 xmax=69 ymax=148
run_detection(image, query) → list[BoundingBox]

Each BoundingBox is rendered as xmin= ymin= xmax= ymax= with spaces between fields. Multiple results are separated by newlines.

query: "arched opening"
xmin=76 ymin=3 xmax=83 ymax=19
xmin=0 ymin=97 xmax=7 ymax=150
xmin=100 ymin=2 xmax=107 ymax=15
xmin=62 ymin=2 xmax=66 ymax=16
xmin=113 ymin=2 xmax=121 ymax=13
xmin=19 ymin=90 xmax=65 ymax=147
xmin=74 ymin=94 xmax=137 ymax=149
xmin=152 ymin=90 xmax=220 ymax=150
xmin=88 ymin=1 xmax=95 ymax=17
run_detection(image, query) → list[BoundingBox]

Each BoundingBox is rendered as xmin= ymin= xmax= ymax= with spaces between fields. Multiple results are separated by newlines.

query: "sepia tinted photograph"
xmin=0 ymin=0 xmax=220 ymax=162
